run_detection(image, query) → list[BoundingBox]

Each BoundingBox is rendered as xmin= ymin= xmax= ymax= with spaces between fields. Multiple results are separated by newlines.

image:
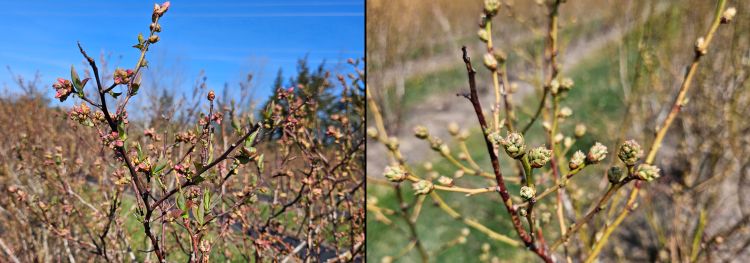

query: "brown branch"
xmin=460 ymin=46 xmax=552 ymax=262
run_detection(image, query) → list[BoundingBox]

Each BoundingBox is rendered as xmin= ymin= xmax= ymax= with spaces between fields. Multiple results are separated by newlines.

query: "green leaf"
xmin=153 ymin=161 xmax=167 ymax=175
xmin=244 ymin=129 xmax=259 ymax=148
xmin=137 ymin=33 xmax=144 ymax=44
xmin=196 ymin=205 xmax=204 ymax=225
xmin=203 ymin=191 xmax=210 ymax=212
xmin=117 ymin=121 xmax=127 ymax=141
xmin=257 ymin=154 xmax=264 ymax=172
xmin=71 ymin=65 xmax=84 ymax=97
xmin=231 ymin=118 xmax=241 ymax=134
xmin=136 ymin=143 xmax=144 ymax=161
xmin=109 ymin=91 xmax=122 ymax=98
xmin=132 ymin=43 xmax=143 ymax=50
xmin=177 ymin=191 xmax=186 ymax=211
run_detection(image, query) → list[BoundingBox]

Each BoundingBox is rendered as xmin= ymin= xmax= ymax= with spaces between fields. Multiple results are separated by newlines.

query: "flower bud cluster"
xmin=528 ymin=146 xmax=552 ymax=168
xmin=520 ymin=186 xmax=536 ymax=200
xmin=568 ymin=150 xmax=585 ymax=170
xmin=412 ymin=180 xmax=434 ymax=195
xmin=636 ymin=164 xmax=661 ymax=182
xmin=617 ymin=140 xmax=643 ymax=166
xmin=113 ymin=68 xmax=134 ymax=85
xmin=384 ymin=165 xmax=407 ymax=182
xmin=174 ymin=163 xmax=193 ymax=178
xmin=133 ymin=156 xmax=153 ymax=173
xmin=499 ymin=132 xmax=526 ymax=159
xmin=587 ymin=142 xmax=608 ymax=164
xmin=52 ymin=78 xmax=74 ymax=102
xmin=101 ymin=131 xmax=124 ymax=149
xmin=69 ymin=103 xmax=92 ymax=126
xmin=175 ymin=131 xmax=197 ymax=143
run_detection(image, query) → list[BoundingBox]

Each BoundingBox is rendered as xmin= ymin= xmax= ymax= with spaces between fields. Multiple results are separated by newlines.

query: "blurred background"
xmin=367 ymin=0 xmax=750 ymax=262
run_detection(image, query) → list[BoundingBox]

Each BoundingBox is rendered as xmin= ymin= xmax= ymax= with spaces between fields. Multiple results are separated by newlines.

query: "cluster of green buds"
xmin=635 ymin=164 xmax=661 ymax=182
xmin=412 ymin=180 xmax=434 ymax=195
xmin=568 ymin=150 xmax=586 ymax=170
xmin=498 ymin=132 xmax=526 ymax=159
xmin=528 ymin=146 xmax=552 ymax=168
xmin=550 ymin=77 xmax=574 ymax=95
xmin=519 ymin=186 xmax=536 ymax=200
xmin=586 ymin=142 xmax=608 ymax=164
xmin=483 ymin=0 xmax=500 ymax=17
xmin=384 ymin=165 xmax=407 ymax=182
xmin=617 ymin=140 xmax=643 ymax=166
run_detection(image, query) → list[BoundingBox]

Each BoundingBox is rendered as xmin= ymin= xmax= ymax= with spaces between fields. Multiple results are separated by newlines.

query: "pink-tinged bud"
xmin=211 ymin=112 xmax=224 ymax=124
xmin=113 ymin=68 xmax=134 ymax=84
xmin=207 ymin=90 xmax=215 ymax=101
xmin=52 ymin=78 xmax=74 ymax=102
xmin=148 ymin=35 xmax=160 ymax=43
xmin=115 ymin=140 xmax=124 ymax=148
xmin=155 ymin=1 xmax=170 ymax=16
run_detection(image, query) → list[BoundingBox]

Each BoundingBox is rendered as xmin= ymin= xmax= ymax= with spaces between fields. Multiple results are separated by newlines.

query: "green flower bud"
xmin=608 ymin=166 xmax=625 ymax=184
xmin=414 ymin=125 xmax=429 ymax=139
xmin=574 ymin=124 xmax=587 ymax=138
xmin=487 ymin=130 xmax=503 ymax=146
xmin=384 ymin=165 xmax=407 ymax=182
xmin=500 ymin=132 xmax=526 ymax=159
xmin=483 ymin=53 xmax=498 ymax=71
xmin=448 ymin=122 xmax=460 ymax=136
xmin=636 ymin=164 xmax=661 ymax=182
xmin=478 ymin=29 xmax=489 ymax=43
xmin=367 ymin=127 xmax=378 ymax=138
xmin=559 ymin=107 xmax=572 ymax=118
xmin=387 ymin=137 xmax=399 ymax=150
xmin=520 ymin=186 xmax=536 ymax=200
xmin=439 ymin=144 xmax=451 ymax=156
xmin=550 ymin=79 xmax=560 ymax=94
xmin=587 ymin=142 xmax=608 ymax=164
xmin=569 ymin=150 xmax=585 ymax=170
xmin=618 ymin=140 xmax=643 ymax=166
xmin=437 ymin=176 xmax=454 ymax=186
xmin=412 ymin=180 xmax=434 ymax=195
xmin=560 ymin=77 xmax=574 ymax=91
xmin=528 ymin=146 xmax=552 ymax=168
xmin=721 ymin=7 xmax=736 ymax=23
xmin=484 ymin=0 xmax=500 ymax=16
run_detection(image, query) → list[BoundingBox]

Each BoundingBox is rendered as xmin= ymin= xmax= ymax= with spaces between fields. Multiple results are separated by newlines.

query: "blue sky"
xmin=0 ymin=0 xmax=363 ymax=105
